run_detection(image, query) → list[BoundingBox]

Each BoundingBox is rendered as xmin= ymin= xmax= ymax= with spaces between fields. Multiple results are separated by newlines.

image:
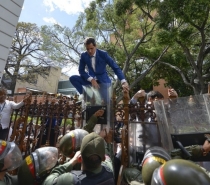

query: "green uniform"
xmin=123 ymin=145 xmax=210 ymax=185
xmin=170 ymin=145 xmax=210 ymax=177
xmin=43 ymin=142 xmax=114 ymax=185
xmin=170 ymin=145 xmax=202 ymax=159
xmin=0 ymin=173 xmax=18 ymax=185
xmin=83 ymin=115 xmax=98 ymax=133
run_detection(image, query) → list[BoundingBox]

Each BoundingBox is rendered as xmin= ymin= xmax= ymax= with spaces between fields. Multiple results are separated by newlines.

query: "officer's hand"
xmin=202 ymin=140 xmax=210 ymax=154
xmin=94 ymin=109 xmax=104 ymax=117
xmin=122 ymin=82 xmax=129 ymax=93
xmin=91 ymin=79 xmax=100 ymax=89
xmin=104 ymin=129 xmax=114 ymax=144
xmin=99 ymin=129 xmax=107 ymax=138
xmin=70 ymin=151 xmax=82 ymax=166
xmin=133 ymin=89 xmax=145 ymax=99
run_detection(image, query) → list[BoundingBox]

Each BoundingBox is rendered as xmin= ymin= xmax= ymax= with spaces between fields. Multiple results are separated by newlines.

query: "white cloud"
xmin=43 ymin=0 xmax=92 ymax=14
xmin=43 ymin=17 xmax=61 ymax=25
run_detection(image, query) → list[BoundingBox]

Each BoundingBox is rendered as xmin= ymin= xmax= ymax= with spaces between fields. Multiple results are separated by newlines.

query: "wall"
xmin=0 ymin=0 xmax=25 ymax=82
xmin=153 ymin=79 xmax=169 ymax=99
xmin=15 ymin=67 xmax=62 ymax=94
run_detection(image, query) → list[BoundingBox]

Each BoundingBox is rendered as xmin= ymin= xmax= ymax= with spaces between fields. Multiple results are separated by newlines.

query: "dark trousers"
xmin=69 ymin=75 xmax=91 ymax=94
xmin=0 ymin=128 xmax=9 ymax=140
xmin=69 ymin=75 xmax=111 ymax=104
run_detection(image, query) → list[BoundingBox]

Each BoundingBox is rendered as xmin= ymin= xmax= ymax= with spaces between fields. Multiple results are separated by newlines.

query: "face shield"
xmin=2 ymin=142 xmax=22 ymax=171
xmin=32 ymin=147 xmax=58 ymax=178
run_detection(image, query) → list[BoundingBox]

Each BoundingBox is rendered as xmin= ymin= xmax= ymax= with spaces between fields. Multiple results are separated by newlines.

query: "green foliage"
xmin=115 ymin=0 xmax=133 ymax=16
xmin=61 ymin=119 xmax=72 ymax=126
xmin=39 ymin=0 xmax=210 ymax=96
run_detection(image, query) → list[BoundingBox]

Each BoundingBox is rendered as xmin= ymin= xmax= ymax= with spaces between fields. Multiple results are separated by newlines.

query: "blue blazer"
xmin=78 ymin=49 xmax=125 ymax=83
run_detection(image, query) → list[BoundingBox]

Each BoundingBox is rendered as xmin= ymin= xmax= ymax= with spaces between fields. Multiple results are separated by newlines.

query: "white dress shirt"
xmin=0 ymin=100 xmax=24 ymax=129
xmin=91 ymin=54 xmax=96 ymax=71
xmin=87 ymin=52 xmax=127 ymax=84
xmin=87 ymin=52 xmax=97 ymax=82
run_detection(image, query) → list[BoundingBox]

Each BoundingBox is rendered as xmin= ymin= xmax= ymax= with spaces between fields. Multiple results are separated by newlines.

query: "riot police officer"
xmin=123 ymin=139 xmax=210 ymax=185
xmin=151 ymin=159 xmax=210 ymax=185
xmin=43 ymin=131 xmax=115 ymax=185
xmin=59 ymin=129 xmax=89 ymax=158
xmin=17 ymin=146 xmax=58 ymax=185
xmin=0 ymin=140 xmax=22 ymax=185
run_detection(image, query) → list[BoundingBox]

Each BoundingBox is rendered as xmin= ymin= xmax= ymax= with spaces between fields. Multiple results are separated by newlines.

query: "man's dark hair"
xmin=147 ymin=91 xmax=164 ymax=100
xmin=83 ymin=154 xmax=102 ymax=171
xmin=0 ymin=87 xmax=7 ymax=95
xmin=84 ymin=37 xmax=96 ymax=46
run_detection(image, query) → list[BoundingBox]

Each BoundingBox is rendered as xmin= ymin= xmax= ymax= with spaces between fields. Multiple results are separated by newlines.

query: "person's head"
xmin=151 ymin=159 xmax=210 ymax=185
xmin=141 ymin=146 xmax=171 ymax=185
xmin=18 ymin=147 xmax=58 ymax=185
xmin=84 ymin=37 xmax=97 ymax=56
xmin=0 ymin=140 xmax=22 ymax=172
xmin=147 ymin=91 xmax=164 ymax=103
xmin=123 ymin=168 xmax=143 ymax=184
xmin=0 ymin=88 xmax=7 ymax=103
xmin=59 ymin=129 xmax=88 ymax=158
xmin=80 ymin=132 xmax=105 ymax=171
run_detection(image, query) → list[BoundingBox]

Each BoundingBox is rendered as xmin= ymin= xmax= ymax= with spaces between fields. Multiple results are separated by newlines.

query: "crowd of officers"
xmin=1 ymin=87 xmax=210 ymax=185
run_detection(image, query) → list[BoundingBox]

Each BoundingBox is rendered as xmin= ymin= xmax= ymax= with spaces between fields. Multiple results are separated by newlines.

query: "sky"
xmin=19 ymin=0 xmax=93 ymax=27
xmin=18 ymin=0 xmax=93 ymax=75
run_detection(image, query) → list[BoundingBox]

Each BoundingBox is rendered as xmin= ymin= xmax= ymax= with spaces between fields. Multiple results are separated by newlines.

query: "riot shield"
xmin=154 ymin=94 xmax=210 ymax=162
xmin=82 ymin=83 xmax=112 ymax=133
xmin=129 ymin=116 xmax=161 ymax=167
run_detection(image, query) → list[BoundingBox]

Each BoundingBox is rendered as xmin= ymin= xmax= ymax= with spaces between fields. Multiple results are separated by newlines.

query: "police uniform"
xmin=123 ymin=145 xmax=210 ymax=185
xmin=170 ymin=145 xmax=203 ymax=159
xmin=83 ymin=114 xmax=98 ymax=133
xmin=43 ymin=132 xmax=114 ymax=185
xmin=0 ymin=140 xmax=22 ymax=185
xmin=0 ymin=173 xmax=18 ymax=185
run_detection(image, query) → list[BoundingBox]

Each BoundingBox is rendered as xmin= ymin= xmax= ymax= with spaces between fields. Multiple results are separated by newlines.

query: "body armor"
xmin=71 ymin=164 xmax=114 ymax=185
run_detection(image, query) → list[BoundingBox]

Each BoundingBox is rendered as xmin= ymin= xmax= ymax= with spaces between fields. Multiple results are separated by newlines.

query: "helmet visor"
xmin=4 ymin=142 xmax=22 ymax=171
xmin=33 ymin=147 xmax=58 ymax=176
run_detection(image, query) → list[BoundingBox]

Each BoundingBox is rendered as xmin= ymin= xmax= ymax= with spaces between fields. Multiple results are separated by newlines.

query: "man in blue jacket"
xmin=70 ymin=37 xmax=129 ymax=103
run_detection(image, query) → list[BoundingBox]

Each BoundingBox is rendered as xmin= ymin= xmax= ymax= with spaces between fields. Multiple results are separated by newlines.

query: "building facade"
xmin=0 ymin=0 xmax=25 ymax=82
xmin=15 ymin=66 xmax=62 ymax=94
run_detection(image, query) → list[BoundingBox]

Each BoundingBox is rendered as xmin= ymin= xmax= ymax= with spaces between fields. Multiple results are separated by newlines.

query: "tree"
xmin=4 ymin=22 xmax=50 ymax=95
xmin=87 ymin=1 xmax=172 ymax=100
xmin=114 ymin=0 xmax=210 ymax=95
xmin=156 ymin=0 xmax=210 ymax=94
xmin=41 ymin=0 xmax=168 ymax=101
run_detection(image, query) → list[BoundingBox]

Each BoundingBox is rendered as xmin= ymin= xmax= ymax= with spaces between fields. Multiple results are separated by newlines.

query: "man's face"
xmin=0 ymin=91 xmax=6 ymax=103
xmin=85 ymin=43 xmax=96 ymax=56
xmin=148 ymin=97 xmax=163 ymax=105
